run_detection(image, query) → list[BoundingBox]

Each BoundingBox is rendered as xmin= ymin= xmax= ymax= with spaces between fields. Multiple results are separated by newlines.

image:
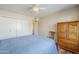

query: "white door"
xmin=16 ymin=19 xmax=32 ymax=37
xmin=0 ymin=17 xmax=16 ymax=40
xmin=33 ymin=21 xmax=38 ymax=35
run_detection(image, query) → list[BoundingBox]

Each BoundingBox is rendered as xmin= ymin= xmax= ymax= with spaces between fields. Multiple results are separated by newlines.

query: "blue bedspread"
xmin=0 ymin=35 xmax=57 ymax=54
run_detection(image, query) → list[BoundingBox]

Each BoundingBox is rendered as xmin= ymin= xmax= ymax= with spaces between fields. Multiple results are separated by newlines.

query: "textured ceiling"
xmin=0 ymin=4 xmax=76 ymax=17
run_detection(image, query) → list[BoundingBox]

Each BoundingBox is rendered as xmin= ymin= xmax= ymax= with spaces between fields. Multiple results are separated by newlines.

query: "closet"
xmin=0 ymin=16 xmax=32 ymax=40
xmin=57 ymin=21 xmax=79 ymax=53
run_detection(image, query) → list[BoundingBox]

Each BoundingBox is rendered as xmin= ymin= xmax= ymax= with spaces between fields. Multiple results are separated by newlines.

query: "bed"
xmin=0 ymin=35 xmax=57 ymax=54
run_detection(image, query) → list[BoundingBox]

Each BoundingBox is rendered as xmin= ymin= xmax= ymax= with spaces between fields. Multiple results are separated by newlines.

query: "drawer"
xmin=58 ymin=42 xmax=79 ymax=53
xmin=58 ymin=39 xmax=78 ymax=47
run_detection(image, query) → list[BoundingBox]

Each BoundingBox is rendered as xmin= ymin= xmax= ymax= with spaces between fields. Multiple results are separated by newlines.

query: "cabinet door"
xmin=67 ymin=22 xmax=78 ymax=41
xmin=77 ymin=22 xmax=79 ymax=53
xmin=57 ymin=23 xmax=67 ymax=39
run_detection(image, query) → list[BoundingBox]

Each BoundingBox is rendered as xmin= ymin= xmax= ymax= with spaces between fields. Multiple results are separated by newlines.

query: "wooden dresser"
xmin=57 ymin=21 xmax=79 ymax=53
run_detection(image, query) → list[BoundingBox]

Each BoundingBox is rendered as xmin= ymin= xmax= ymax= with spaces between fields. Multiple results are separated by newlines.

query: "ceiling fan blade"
xmin=26 ymin=7 xmax=32 ymax=11
xmin=40 ymin=8 xmax=46 ymax=10
xmin=32 ymin=4 xmax=40 ymax=7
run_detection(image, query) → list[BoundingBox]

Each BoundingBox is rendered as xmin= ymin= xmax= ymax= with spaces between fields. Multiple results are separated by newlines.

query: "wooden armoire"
xmin=57 ymin=21 xmax=79 ymax=53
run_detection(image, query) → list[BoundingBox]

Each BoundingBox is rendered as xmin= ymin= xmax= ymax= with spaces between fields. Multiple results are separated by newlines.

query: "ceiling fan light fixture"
xmin=32 ymin=7 xmax=40 ymax=12
xmin=32 ymin=4 xmax=40 ymax=13
xmin=32 ymin=17 xmax=39 ymax=22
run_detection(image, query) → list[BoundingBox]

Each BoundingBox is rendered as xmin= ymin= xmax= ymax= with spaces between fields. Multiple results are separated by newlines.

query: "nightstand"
xmin=49 ymin=31 xmax=55 ymax=39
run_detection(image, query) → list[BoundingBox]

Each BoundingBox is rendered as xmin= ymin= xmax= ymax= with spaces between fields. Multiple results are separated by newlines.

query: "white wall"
xmin=0 ymin=10 xmax=33 ymax=40
xmin=39 ymin=6 xmax=79 ymax=41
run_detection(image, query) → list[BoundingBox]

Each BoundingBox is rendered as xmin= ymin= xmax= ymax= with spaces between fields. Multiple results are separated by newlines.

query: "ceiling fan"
xmin=27 ymin=4 xmax=46 ymax=22
xmin=27 ymin=4 xmax=46 ymax=13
